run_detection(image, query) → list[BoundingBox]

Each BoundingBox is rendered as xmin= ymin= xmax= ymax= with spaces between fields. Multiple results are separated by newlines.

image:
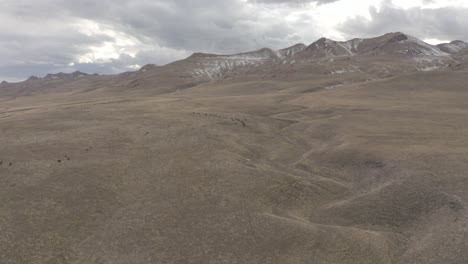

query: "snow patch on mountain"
xmin=189 ymin=44 xmax=306 ymax=80
xmin=190 ymin=58 xmax=268 ymax=79
xmin=337 ymin=39 xmax=363 ymax=55
xmin=413 ymin=57 xmax=449 ymax=72
xmin=278 ymin=44 xmax=307 ymax=58
xmin=185 ymin=32 xmax=459 ymax=80
xmin=437 ymin=41 xmax=468 ymax=54
xmin=402 ymin=35 xmax=448 ymax=56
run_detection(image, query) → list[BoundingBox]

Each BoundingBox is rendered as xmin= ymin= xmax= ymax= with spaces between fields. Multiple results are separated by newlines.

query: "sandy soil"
xmin=1 ymin=58 xmax=468 ymax=263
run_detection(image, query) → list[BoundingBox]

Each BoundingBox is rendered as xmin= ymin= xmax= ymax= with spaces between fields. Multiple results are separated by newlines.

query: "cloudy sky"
xmin=1 ymin=0 xmax=467 ymax=82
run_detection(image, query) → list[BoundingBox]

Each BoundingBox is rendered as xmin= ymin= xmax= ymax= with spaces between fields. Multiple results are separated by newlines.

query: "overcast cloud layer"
xmin=0 ymin=0 xmax=467 ymax=82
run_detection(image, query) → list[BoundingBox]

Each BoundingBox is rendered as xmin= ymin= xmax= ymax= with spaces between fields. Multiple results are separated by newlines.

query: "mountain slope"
xmin=295 ymin=32 xmax=448 ymax=59
xmin=295 ymin=38 xmax=362 ymax=59
xmin=357 ymin=32 xmax=448 ymax=56
xmin=278 ymin=43 xmax=307 ymax=57
xmin=438 ymin=40 xmax=468 ymax=54
xmin=0 ymin=32 xmax=462 ymax=95
xmin=2 ymin=57 xmax=468 ymax=264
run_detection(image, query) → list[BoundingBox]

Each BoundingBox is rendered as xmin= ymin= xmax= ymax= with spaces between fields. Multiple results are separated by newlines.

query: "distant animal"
xmin=58 ymin=160 xmax=61 ymax=163
xmin=9 ymin=162 xmax=12 ymax=166
xmin=0 ymin=161 xmax=3 ymax=165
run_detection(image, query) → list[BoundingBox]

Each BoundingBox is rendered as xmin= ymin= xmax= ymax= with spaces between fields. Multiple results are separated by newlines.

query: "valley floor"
xmin=1 ymin=70 xmax=468 ymax=264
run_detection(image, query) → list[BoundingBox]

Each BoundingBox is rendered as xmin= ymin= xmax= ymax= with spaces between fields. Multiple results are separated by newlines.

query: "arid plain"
xmin=1 ymin=33 xmax=468 ymax=263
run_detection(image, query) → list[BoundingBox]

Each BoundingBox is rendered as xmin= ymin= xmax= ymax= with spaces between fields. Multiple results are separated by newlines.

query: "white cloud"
xmin=338 ymin=1 xmax=468 ymax=42
xmin=76 ymin=20 xmax=140 ymax=63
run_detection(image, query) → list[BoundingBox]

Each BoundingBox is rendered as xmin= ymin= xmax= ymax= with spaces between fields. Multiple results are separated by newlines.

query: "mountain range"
xmin=2 ymin=32 xmax=467 ymax=87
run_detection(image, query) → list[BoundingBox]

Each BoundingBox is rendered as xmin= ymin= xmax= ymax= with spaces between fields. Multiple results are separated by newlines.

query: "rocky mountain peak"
xmin=27 ymin=75 xmax=41 ymax=81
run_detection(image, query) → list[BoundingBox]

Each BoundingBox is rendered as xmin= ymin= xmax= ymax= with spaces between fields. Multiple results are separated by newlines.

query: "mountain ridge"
xmin=2 ymin=32 xmax=467 ymax=84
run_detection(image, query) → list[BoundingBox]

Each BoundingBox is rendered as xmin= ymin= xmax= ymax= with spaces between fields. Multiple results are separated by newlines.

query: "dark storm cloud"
xmin=249 ymin=0 xmax=338 ymax=5
xmin=339 ymin=2 xmax=468 ymax=41
xmin=0 ymin=12 xmax=116 ymax=81
xmin=54 ymin=0 xmax=310 ymax=53
xmin=248 ymin=0 xmax=336 ymax=4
